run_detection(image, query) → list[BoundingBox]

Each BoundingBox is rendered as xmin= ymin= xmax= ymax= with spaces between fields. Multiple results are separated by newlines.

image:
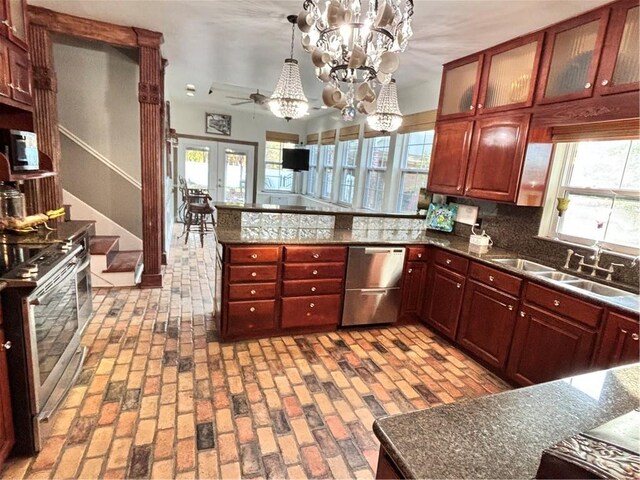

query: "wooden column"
xmin=28 ymin=23 xmax=62 ymax=212
xmin=136 ymin=28 xmax=163 ymax=288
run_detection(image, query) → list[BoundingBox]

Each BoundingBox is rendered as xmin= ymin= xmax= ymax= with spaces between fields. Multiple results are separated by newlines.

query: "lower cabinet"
xmin=506 ymin=304 xmax=597 ymax=386
xmin=375 ymin=448 xmax=403 ymax=479
xmin=226 ymin=300 xmax=277 ymax=337
xmin=399 ymin=261 xmax=427 ymax=318
xmin=421 ymin=265 xmax=465 ymax=340
xmin=594 ymin=311 xmax=640 ymax=369
xmin=456 ymin=279 xmax=518 ymax=371
xmin=0 ymin=310 xmax=15 ymax=469
xmin=281 ymin=295 xmax=342 ymax=329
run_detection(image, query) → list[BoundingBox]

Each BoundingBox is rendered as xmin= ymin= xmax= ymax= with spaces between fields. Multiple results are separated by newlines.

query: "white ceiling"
xmin=30 ymin=0 xmax=611 ymax=116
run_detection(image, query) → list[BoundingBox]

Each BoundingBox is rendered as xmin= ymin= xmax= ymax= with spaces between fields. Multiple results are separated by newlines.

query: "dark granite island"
xmin=373 ymin=364 xmax=640 ymax=479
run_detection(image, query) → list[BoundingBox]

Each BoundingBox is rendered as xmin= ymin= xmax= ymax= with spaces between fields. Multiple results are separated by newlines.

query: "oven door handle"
xmin=76 ymin=257 xmax=91 ymax=273
xmin=30 ymin=261 xmax=78 ymax=306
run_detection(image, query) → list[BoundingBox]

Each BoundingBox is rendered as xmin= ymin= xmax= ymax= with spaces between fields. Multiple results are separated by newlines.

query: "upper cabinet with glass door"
xmin=437 ymin=55 xmax=483 ymax=120
xmin=477 ymin=33 xmax=544 ymax=114
xmin=536 ymin=9 xmax=609 ymax=104
xmin=0 ymin=0 xmax=27 ymax=50
xmin=597 ymin=0 xmax=639 ymax=96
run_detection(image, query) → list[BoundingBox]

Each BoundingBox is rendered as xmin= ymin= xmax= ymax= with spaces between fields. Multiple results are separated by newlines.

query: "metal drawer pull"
xmin=249 ymin=307 xmax=256 ymax=312
xmin=507 ymin=305 xmax=513 ymax=311
xmin=1 ymin=20 xmax=10 ymax=27
xmin=553 ymin=299 xmax=560 ymax=306
xmin=311 ymin=286 xmax=317 ymax=292
xmin=251 ymin=253 xmax=258 ymax=259
xmin=312 ymin=253 xmax=320 ymax=259
xmin=489 ymin=275 xmax=494 ymax=282
xmin=312 ymin=270 xmax=318 ymax=275
xmin=1 ymin=341 xmax=11 ymax=350
xmin=584 ymin=82 xmax=592 ymax=89
xmin=456 ymin=283 xmax=461 ymax=289
xmin=417 ymin=253 xmax=422 ymax=258
xmin=250 ymin=290 xmax=256 ymax=295
xmin=251 ymin=272 xmax=257 ymax=277
xmin=408 ymin=268 xmax=413 ymax=273
xmin=601 ymin=79 xmax=609 ymax=86
xmin=520 ymin=311 xmax=526 ymax=317
xmin=477 ymin=103 xmax=483 ymax=109
xmin=632 ymin=333 xmax=639 ymax=341
xmin=469 ymin=105 xmax=474 ymax=110
xmin=309 ymin=303 xmax=315 ymax=308
xmin=446 ymin=259 xmax=452 ymax=265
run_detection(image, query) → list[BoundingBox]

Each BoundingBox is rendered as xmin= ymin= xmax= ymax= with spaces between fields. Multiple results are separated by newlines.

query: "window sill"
xmin=533 ymin=235 xmax=639 ymax=259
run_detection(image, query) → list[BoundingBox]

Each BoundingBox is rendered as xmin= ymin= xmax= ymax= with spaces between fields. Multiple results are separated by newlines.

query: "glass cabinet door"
xmin=598 ymin=1 xmax=639 ymax=95
xmin=8 ymin=0 xmax=26 ymax=47
xmin=537 ymin=10 xmax=609 ymax=104
xmin=478 ymin=33 xmax=543 ymax=113
xmin=438 ymin=56 xmax=482 ymax=119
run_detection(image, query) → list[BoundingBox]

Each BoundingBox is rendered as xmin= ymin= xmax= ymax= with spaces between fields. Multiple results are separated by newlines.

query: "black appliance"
xmin=0 ymin=129 xmax=39 ymax=171
xmin=0 ymin=233 xmax=91 ymax=454
xmin=282 ymin=148 xmax=310 ymax=171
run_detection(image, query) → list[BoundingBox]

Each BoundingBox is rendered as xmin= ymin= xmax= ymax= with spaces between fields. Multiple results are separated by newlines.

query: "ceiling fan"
xmin=226 ymin=89 xmax=269 ymax=107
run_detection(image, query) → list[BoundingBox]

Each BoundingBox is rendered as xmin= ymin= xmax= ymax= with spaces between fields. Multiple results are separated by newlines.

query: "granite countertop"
xmin=0 ymin=281 xmax=6 ymax=292
xmin=214 ymin=202 xmax=426 ymax=218
xmin=373 ymin=364 xmax=640 ymax=480
xmin=0 ymin=220 xmax=93 ymax=245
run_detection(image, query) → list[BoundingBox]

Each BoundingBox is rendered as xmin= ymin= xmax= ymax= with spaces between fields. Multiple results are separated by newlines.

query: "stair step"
xmin=90 ymin=235 xmax=120 ymax=255
xmin=104 ymin=250 xmax=142 ymax=273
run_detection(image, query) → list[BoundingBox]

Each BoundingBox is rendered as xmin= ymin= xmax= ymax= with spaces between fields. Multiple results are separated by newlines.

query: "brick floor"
xmin=0 ymin=232 xmax=509 ymax=479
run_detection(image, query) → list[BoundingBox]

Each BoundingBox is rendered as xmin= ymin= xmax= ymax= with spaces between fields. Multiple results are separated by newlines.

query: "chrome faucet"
xmin=564 ymin=244 xmax=625 ymax=280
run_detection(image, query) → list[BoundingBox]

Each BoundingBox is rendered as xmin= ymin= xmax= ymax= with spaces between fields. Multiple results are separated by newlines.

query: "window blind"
xmin=306 ymin=133 xmax=319 ymax=145
xmin=320 ymin=129 xmax=336 ymax=145
xmin=397 ymin=110 xmax=437 ymax=134
xmin=552 ymin=119 xmax=640 ymax=142
xmin=266 ymin=131 xmax=299 ymax=143
xmin=339 ymin=125 xmax=360 ymax=141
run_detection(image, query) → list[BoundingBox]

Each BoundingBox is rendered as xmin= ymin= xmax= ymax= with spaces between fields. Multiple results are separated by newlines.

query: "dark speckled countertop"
xmin=0 ymin=220 xmax=93 ymax=245
xmin=374 ymin=364 xmax=640 ymax=479
xmin=215 ymin=202 xmax=426 ymax=218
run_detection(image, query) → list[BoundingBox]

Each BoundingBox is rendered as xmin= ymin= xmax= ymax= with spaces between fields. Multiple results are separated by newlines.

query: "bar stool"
xmin=182 ymin=188 xmax=216 ymax=247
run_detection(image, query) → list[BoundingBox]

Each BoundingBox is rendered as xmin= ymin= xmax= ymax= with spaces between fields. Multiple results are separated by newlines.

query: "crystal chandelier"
xmin=367 ymin=79 xmax=403 ymax=133
xmin=297 ymin=0 xmax=413 ymax=125
xmin=270 ymin=15 xmax=309 ymax=121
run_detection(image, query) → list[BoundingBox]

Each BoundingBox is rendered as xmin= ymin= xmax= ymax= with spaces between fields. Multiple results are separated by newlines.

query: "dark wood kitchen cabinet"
xmin=0 ymin=307 xmax=15 ymax=469
xmin=457 ymin=279 xmax=519 ymax=372
xmin=421 ymin=264 xmax=466 ymax=341
xmin=593 ymin=311 xmax=640 ymax=369
xmin=3 ymin=0 xmax=27 ymax=50
xmin=400 ymin=261 xmax=427 ymax=318
xmin=8 ymin=47 xmax=30 ymax=104
xmin=437 ymin=55 xmax=483 ymax=120
xmin=426 ymin=120 xmax=473 ymax=196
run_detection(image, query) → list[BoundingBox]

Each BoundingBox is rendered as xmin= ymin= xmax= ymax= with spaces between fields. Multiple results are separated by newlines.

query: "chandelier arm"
xmin=318 ymin=24 xmax=394 ymax=44
xmin=290 ymin=21 xmax=295 ymax=59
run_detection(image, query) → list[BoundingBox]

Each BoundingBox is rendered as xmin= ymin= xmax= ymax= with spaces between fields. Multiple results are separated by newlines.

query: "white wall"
xmin=171 ymin=101 xmax=306 ymax=198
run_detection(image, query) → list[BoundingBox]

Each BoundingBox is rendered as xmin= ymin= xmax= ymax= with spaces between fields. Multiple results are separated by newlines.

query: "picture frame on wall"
xmin=205 ymin=112 xmax=232 ymax=136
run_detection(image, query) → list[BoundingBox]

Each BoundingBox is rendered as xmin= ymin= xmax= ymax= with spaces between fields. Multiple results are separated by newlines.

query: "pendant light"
xmin=270 ymin=15 xmax=309 ymax=121
xmin=366 ymin=79 xmax=403 ymax=133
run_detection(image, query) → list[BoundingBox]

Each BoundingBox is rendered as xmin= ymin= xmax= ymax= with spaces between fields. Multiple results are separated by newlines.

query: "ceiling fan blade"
xmin=226 ymin=96 xmax=250 ymax=100
xmin=231 ymin=101 xmax=253 ymax=106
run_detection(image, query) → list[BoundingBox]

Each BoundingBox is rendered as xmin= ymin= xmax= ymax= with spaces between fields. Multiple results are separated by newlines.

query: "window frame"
xmin=541 ymin=140 xmax=640 ymax=255
xmin=396 ymin=130 xmax=434 ymax=213
xmin=362 ymin=136 xmax=390 ymax=211
xmin=264 ymin=140 xmax=296 ymax=192
xmin=306 ymin=143 xmax=319 ymax=195
xmin=337 ymin=139 xmax=359 ymax=206
xmin=319 ymin=143 xmax=335 ymax=200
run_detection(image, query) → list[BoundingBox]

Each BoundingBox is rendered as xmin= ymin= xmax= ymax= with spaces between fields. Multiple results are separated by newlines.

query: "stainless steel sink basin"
xmin=492 ymin=258 xmax=555 ymax=273
xmin=561 ymin=279 xmax=636 ymax=298
xmin=534 ymin=271 xmax=581 ymax=282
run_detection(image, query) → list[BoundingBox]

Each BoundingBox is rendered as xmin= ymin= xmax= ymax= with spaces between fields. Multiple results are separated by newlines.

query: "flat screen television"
xmin=282 ymin=148 xmax=310 ymax=171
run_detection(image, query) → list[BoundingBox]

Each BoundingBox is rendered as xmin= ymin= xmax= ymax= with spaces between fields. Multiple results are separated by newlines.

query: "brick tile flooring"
xmin=1 ymin=233 xmax=509 ymax=479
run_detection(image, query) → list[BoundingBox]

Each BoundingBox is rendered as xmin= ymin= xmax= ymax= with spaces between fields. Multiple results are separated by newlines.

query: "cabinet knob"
xmin=601 ymin=79 xmax=609 ymax=86
xmin=250 ymin=253 xmax=258 ymax=259
xmin=584 ymin=82 xmax=592 ymax=89
xmin=250 ymin=290 xmax=256 ymax=295
xmin=1 ymin=20 xmax=10 ymax=28
xmin=477 ymin=103 xmax=483 ymax=109
xmin=249 ymin=307 xmax=256 ymax=312
xmin=311 ymin=286 xmax=317 ymax=292
xmin=507 ymin=305 xmax=513 ymax=311
xmin=632 ymin=333 xmax=639 ymax=341
xmin=553 ymin=299 xmax=560 ymax=306
xmin=1 ymin=341 xmax=10 ymax=350
xmin=312 ymin=253 xmax=320 ymax=259
xmin=312 ymin=270 xmax=318 ymax=275
xmin=7 ymin=83 xmax=14 ymax=89
xmin=408 ymin=268 xmax=413 ymax=274
xmin=417 ymin=253 xmax=422 ymax=258
xmin=520 ymin=311 xmax=526 ymax=317
xmin=310 ymin=303 xmax=315 ymax=308
xmin=469 ymin=105 xmax=475 ymax=111
xmin=446 ymin=259 xmax=452 ymax=265
xmin=251 ymin=272 xmax=257 ymax=277
xmin=489 ymin=275 xmax=494 ymax=282
xmin=456 ymin=283 xmax=461 ymax=289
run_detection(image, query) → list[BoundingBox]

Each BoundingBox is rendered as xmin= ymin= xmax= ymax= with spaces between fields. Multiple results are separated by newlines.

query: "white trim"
xmin=59 ymin=125 xmax=142 ymax=190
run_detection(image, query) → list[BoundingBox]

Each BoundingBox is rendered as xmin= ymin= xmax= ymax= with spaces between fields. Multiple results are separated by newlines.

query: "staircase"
xmin=89 ymin=235 xmax=143 ymax=287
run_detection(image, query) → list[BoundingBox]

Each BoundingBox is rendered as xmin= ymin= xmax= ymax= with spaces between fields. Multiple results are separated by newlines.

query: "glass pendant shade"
xmin=270 ymin=59 xmax=309 ymax=121
xmin=367 ymin=80 xmax=403 ymax=133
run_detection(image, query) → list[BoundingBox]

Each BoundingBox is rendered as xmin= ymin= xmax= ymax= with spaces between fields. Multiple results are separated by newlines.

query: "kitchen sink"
xmin=560 ymin=279 xmax=636 ymax=298
xmin=534 ymin=271 xmax=581 ymax=282
xmin=491 ymin=258 xmax=555 ymax=273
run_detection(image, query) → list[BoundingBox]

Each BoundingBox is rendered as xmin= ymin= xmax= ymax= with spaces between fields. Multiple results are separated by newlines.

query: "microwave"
xmin=0 ymin=130 xmax=39 ymax=171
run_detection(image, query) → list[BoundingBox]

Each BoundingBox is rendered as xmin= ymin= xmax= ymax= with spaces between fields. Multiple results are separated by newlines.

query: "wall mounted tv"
xmin=282 ymin=148 xmax=310 ymax=171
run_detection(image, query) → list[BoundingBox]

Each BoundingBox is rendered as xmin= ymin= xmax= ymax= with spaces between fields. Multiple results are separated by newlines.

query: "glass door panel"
xmin=8 ymin=0 xmax=26 ymax=45
xmin=611 ymin=6 xmax=639 ymax=87
xmin=440 ymin=59 xmax=480 ymax=117
xmin=184 ymin=147 xmax=210 ymax=191
xmin=222 ymin=150 xmax=247 ymax=203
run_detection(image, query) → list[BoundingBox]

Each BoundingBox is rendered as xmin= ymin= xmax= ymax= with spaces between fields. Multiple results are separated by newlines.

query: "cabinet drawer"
xmin=228 ymin=265 xmax=278 ymax=283
xmin=282 ymin=279 xmax=343 ymax=297
xmin=406 ymin=246 xmax=428 ymax=261
xmin=284 ymin=246 xmax=347 ymax=263
xmin=228 ymin=282 xmax=277 ymax=301
xmin=434 ymin=249 xmax=469 ymax=274
xmin=283 ymin=262 xmax=345 ymax=280
xmin=469 ymin=262 xmax=522 ymax=296
xmin=227 ymin=300 xmax=276 ymax=336
xmin=525 ymin=282 xmax=603 ymax=329
xmin=229 ymin=246 xmax=279 ymax=264
xmin=281 ymin=295 xmax=342 ymax=329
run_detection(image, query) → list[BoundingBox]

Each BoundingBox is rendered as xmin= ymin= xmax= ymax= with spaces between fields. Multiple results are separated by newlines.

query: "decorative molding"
xmin=32 ymin=66 xmax=57 ymax=92
xmin=138 ymin=82 xmax=161 ymax=105
xmin=58 ymin=125 xmax=142 ymax=190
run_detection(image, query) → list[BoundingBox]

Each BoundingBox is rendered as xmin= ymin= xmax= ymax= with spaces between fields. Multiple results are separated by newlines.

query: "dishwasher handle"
xmin=364 ymin=247 xmax=404 ymax=255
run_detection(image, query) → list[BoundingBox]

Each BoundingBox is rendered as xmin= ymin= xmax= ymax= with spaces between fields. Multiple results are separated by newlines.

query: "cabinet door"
xmin=8 ymin=47 xmax=30 ymax=104
xmin=506 ymin=304 xmax=596 ymax=386
xmin=464 ymin=113 xmax=530 ymax=203
xmin=7 ymin=0 xmax=26 ymax=50
xmin=456 ymin=280 xmax=518 ymax=371
xmin=400 ymin=261 xmax=427 ymax=316
xmin=0 ymin=41 xmax=10 ymax=100
xmin=423 ymin=265 xmax=465 ymax=340
xmin=0 ymin=327 xmax=15 ymax=468
xmin=0 ymin=1 xmax=8 ymax=38
xmin=437 ymin=55 xmax=483 ymax=119
xmin=597 ymin=0 xmax=639 ymax=96
xmin=594 ymin=311 xmax=639 ymax=369
xmin=536 ymin=8 xmax=609 ymax=104
xmin=426 ymin=120 xmax=473 ymax=195
xmin=477 ymin=33 xmax=544 ymax=114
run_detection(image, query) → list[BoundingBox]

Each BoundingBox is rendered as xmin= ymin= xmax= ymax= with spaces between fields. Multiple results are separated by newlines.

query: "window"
xmin=397 ymin=130 xmax=434 ymax=213
xmin=184 ymin=147 xmax=210 ymax=190
xmin=544 ymin=139 xmax=640 ymax=254
xmin=338 ymin=140 xmax=359 ymax=205
xmin=264 ymin=140 xmax=295 ymax=191
xmin=307 ymin=144 xmax=318 ymax=195
xmin=362 ymin=136 xmax=390 ymax=211
xmin=320 ymin=144 xmax=335 ymax=199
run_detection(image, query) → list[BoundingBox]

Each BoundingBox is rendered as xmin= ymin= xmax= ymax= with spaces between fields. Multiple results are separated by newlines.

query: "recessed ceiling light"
xmin=320 ymin=105 xmax=328 ymax=109
xmin=186 ymin=91 xmax=195 ymax=97
xmin=186 ymin=84 xmax=195 ymax=90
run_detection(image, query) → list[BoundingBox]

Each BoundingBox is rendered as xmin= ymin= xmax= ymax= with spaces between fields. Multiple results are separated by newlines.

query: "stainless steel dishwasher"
xmin=342 ymin=246 xmax=406 ymax=326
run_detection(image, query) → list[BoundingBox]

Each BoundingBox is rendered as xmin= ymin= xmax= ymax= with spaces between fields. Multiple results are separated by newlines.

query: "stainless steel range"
xmin=1 ymin=234 xmax=91 ymax=454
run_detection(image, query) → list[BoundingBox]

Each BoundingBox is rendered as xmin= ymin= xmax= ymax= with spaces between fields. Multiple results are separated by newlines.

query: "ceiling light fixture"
xmin=296 ymin=0 xmax=413 ymax=130
xmin=186 ymin=84 xmax=196 ymax=97
xmin=366 ymin=79 xmax=402 ymax=133
xmin=269 ymin=15 xmax=309 ymax=121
